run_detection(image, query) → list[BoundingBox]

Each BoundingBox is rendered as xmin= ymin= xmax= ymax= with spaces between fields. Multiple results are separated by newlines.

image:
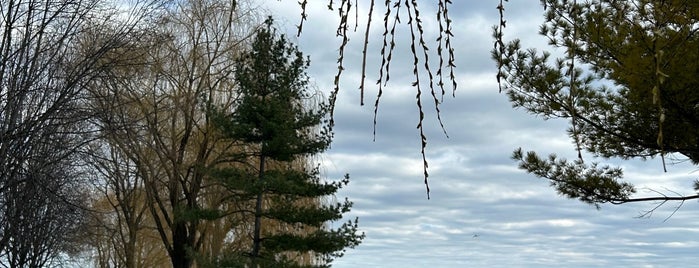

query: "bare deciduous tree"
xmin=89 ymin=1 xmax=261 ymax=267
xmin=0 ymin=0 xmax=162 ymax=266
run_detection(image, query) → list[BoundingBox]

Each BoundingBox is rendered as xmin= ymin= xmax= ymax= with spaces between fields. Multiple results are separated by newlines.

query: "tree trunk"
xmin=251 ymin=154 xmax=266 ymax=267
xmin=170 ymin=222 xmax=192 ymax=268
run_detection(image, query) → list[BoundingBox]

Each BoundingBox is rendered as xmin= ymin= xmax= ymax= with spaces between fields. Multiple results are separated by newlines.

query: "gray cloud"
xmin=261 ymin=1 xmax=699 ymax=267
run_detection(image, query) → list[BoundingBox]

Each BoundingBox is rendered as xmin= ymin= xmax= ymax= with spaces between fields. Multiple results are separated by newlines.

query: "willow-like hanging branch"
xmin=293 ymin=0 xmax=456 ymax=199
xmin=373 ymin=0 xmax=399 ymax=140
xmin=494 ymin=0 xmax=507 ymax=93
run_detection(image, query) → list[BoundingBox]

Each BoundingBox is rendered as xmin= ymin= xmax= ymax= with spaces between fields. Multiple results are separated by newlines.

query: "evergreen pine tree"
xmin=208 ymin=18 xmax=363 ymax=267
xmin=494 ymin=0 xmax=699 ymax=208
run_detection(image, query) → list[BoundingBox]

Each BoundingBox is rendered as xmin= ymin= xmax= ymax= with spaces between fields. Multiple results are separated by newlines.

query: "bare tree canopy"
xmin=0 ymin=0 xmax=160 ymax=265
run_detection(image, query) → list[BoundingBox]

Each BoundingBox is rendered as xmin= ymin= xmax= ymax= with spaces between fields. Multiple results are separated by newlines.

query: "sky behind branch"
xmin=262 ymin=1 xmax=699 ymax=267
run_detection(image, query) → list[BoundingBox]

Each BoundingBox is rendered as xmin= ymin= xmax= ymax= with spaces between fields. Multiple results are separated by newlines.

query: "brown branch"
xmin=373 ymin=0 xmax=401 ymax=140
xmin=297 ymin=0 xmax=308 ymax=36
xmin=495 ymin=0 xmax=507 ymax=92
xmin=615 ymin=190 xmax=696 ymax=221
xmin=611 ymin=194 xmax=699 ymax=204
xmin=411 ymin=0 xmax=448 ymax=139
xmin=328 ymin=0 xmax=352 ymax=129
xmin=359 ymin=0 xmax=375 ymax=106
xmin=405 ymin=0 xmax=429 ymax=199
xmin=436 ymin=0 xmax=456 ymax=99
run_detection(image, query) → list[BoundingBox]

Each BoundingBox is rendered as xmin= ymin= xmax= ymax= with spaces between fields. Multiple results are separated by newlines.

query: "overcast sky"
xmin=261 ymin=1 xmax=699 ymax=267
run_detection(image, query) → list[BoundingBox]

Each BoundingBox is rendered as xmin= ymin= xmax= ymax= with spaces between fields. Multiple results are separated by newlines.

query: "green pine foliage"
xmin=207 ymin=18 xmax=363 ymax=267
xmin=494 ymin=1 xmax=699 ymax=207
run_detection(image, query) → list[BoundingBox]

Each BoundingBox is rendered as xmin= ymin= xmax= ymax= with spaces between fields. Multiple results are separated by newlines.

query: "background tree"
xmin=494 ymin=0 xmax=699 ymax=211
xmin=0 ymin=0 xmax=159 ymax=266
xmin=208 ymin=19 xmax=364 ymax=267
xmin=85 ymin=20 xmax=174 ymax=268
xmin=88 ymin=1 xmax=263 ymax=267
xmin=87 ymin=143 xmax=169 ymax=268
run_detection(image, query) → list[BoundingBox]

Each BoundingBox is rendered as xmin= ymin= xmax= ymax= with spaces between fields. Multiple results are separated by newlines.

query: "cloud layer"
xmin=262 ymin=1 xmax=699 ymax=267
